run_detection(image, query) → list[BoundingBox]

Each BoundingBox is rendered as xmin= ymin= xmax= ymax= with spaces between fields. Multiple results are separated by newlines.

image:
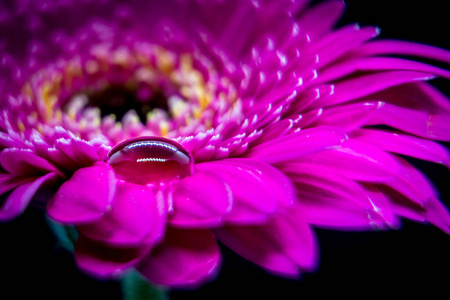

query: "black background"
xmin=1 ymin=1 xmax=449 ymax=299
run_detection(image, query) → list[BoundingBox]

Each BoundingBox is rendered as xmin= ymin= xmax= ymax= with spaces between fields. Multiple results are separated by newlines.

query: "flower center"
xmin=108 ymin=136 xmax=194 ymax=185
xmin=83 ymin=84 xmax=170 ymax=124
xmin=17 ymin=43 xmax=239 ymax=144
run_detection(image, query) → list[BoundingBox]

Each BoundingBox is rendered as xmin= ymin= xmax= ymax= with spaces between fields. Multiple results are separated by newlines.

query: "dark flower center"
xmin=85 ymin=85 xmax=171 ymax=124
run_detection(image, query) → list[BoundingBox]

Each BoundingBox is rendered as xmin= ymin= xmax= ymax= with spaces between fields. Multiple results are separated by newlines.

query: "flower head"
xmin=1 ymin=0 xmax=449 ymax=289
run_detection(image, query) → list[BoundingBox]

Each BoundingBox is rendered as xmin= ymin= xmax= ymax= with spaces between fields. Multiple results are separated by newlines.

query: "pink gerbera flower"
xmin=1 ymin=0 xmax=449 ymax=297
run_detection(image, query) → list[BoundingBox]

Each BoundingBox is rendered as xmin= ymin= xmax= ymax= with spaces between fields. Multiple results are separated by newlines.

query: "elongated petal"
xmin=312 ymin=71 xmax=435 ymax=109
xmin=382 ymin=187 xmax=450 ymax=233
xmin=0 ymin=172 xmax=57 ymax=221
xmin=368 ymin=102 xmax=450 ymax=141
xmin=293 ymin=140 xmax=399 ymax=182
xmin=254 ymin=119 xmax=293 ymax=145
xmin=78 ymin=181 xmax=166 ymax=247
xmin=368 ymin=82 xmax=450 ymax=114
xmin=168 ymin=168 xmax=232 ymax=228
xmin=197 ymin=158 xmax=295 ymax=224
xmin=285 ymin=163 xmax=393 ymax=229
xmin=309 ymin=101 xmax=380 ymax=131
xmin=215 ymin=209 xmax=317 ymax=277
xmin=55 ymin=137 xmax=100 ymax=167
xmin=137 ymin=228 xmax=221 ymax=288
xmin=350 ymin=40 xmax=450 ymax=64
xmin=298 ymin=0 xmax=345 ymax=41
xmin=382 ymin=157 xmax=438 ymax=206
xmin=310 ymin=25 xmax=380 ymax=69
xmin=422 ymin=197 xmax=450 ymax=233
xmin=1 ymin=148 xmax=61 ymax=176
xmin=351 ymin=129 xmax=450 ymax=167
xmin=318 ymin=57 xmax=450 ymax=84
xmin=75 ymin=235 xmax=150 ymax=278
xmin=246 ymin=126 xmax=347 ymax=163
xmin=0 ymin=174 xmax=33 ymax=195
xmin=47 ymin=162 xmax=116 ymax=224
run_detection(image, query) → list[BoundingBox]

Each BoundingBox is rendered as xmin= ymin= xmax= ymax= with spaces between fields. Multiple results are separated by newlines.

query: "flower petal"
xmin=0 ymin=174 xmax=33 ymax=195
xmin=1 ymin=148 xmax=62 ymax=177
xmin=75 ymin=235 xmax=150 ymax=278
xmin=283 ymin=163 xmax=393 ymax=229
xmin=349 ymin=40 xmax=450 ymax=64
xmin=0 ymin=172 xmax=57 ymax=221
xmin=78 ymin=181 xmax=166 ymax=247
xmin=298 ymin=0 xmax=345 ymax=41
xmin=382 ymin=157 xmax=438 ymax=206
xmin=47 ymin=162 xmax=116 ymax=224
xmin=308 ymin=25 xmax=379 ymax=69
xmin=383 ymin=188 xmax=450 ymax=233
xmin=312 ymin=71 xmax=435 ymax=109
xmin=422 ymin=197 xmax=450 ymax=233
xmin=351 ymin=128 xmax=450 ymax=167
xmin=294 ymin=139 xmax=399 ymax=182
xmin=197 ymin=158 xmax=295 ymax=224
xmin=309 ymin=101 xmax=380 ymax=132
xmin=254 ymin=118 xmax=293 ymax=145
xmin=137 ymin=228 xmax=221 ymax=288
xmin=245 ymin=126 xmax=347 ymax=164
xmin=215 ymin=208 xmax=317 ymax=277
xmin=168 ymin=168 xmax=232 ymax=228
xmin=368 ymin=102 xmax=450 ymax=141
xmin=318 ymin=57 xmax=450 ymax=84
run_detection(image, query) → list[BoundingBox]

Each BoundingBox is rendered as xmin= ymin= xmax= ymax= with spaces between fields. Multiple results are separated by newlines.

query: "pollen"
xmin=17 ymin=43 xmax=239 ymax=142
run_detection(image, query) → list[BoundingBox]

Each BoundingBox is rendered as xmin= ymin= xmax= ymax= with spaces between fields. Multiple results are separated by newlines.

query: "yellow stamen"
xmin=159 ymin=121 xmax=169 ymax=136
xmin=17 ymin=120 xmax=25 ymax=132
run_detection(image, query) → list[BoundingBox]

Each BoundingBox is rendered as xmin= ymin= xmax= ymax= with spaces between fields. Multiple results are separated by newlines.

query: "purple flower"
xmin=1 ymin=0 xmax=449 ymax=289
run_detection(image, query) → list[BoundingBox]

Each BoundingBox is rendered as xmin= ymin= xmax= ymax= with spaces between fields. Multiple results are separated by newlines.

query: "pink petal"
xmin=78 ymin=181 xmax=166 ymax=247
xmin=309 ymin=25 xmax=380 ymax=69
xmin=245 ymin=126 xmax=347 ymax=164
xmin=312 ymin=71 xmax=435 ymax=109
xmin=0 ymin=172 xmax=57 ymax=221
xmin=351 ymin=129 xmax=450 ymax=167
xmin=215 ymin=209 xmax=317 ymax=277
xmin=168 ymin=168 xmax=232 ymax=228
xmin=382 ymin=157 xmax=438 ymax=206
xmin=293 ymin=139 xmax=399 ymax=182
xmin=414 ymin=82 xmax=450 ymax=113
xmin=55 ymin=137 xmax=100 ymax=167
xmin=318 ymin=57 xmax=450 ymax=84
xmin=369 ymin=82 xmax=450 ymax=115
xmin=298 ymin=0 xmax=345 ymax=41
xmin=361 ymin=184 xmax=400 ymax=229
xmin=0 ymin=174 xmax=33 ymax=195
xmin=288 ymin=84 xmax=334 ymax=114
xmin=283 ymin=164 xmax=393 ymax=229
xmin=384 ymin=187 xmax=450 ymax=233
xmin=349 ymin=40 xmax=450 ymax=64
xmin=254 ymin=119 xmax=293 ymax=145
xmin=197 ymin=158 xmax=295 ymax=224
xmin=1 ymin=148 xmax=62 ymax=177
xmin=422 ymin=197 xmax=450 ymax=233
xmin=309 ymin=101 xmax=380 ymax=131
xmin=368 ymin=102 xmax=450 ymax=141
xmin=47 ymin=162 xmax=116 ymax=224
xmin=137 ymin=228 xmax=221 ymax=288
xmin=75 ymin=235 xmax=150 ymax=278
xmin=384 ymin=187 xmax=428 ymax=223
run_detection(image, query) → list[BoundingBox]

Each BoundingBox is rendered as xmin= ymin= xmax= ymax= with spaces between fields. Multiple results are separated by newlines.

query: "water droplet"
xmin=108 ymin=137 xmax=194 ymax=185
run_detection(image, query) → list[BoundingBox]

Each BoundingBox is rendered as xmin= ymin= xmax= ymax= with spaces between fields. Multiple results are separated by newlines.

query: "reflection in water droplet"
xmin=108 ymin=137 xmax=194 ymax=185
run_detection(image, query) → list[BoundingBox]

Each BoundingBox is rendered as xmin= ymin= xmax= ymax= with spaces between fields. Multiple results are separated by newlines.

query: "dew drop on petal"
xmin=108 ymin=137 xmax=194 ymax=185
